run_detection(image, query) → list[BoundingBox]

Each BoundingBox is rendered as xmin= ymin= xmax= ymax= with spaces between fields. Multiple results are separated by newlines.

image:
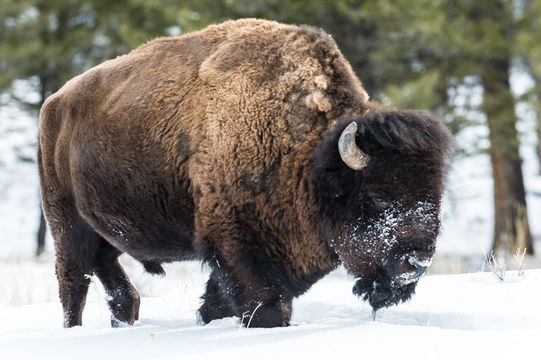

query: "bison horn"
xmin=338 ymin=122 xmax=370 ymax=170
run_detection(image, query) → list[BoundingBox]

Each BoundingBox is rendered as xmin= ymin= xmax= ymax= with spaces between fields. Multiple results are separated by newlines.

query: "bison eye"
xmin=371 ymin=196 xmax=390 ymax=209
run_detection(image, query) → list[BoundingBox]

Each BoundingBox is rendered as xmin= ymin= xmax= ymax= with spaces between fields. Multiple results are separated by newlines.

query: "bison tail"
xmin=142 ymin=261 xmax=166 ymax=276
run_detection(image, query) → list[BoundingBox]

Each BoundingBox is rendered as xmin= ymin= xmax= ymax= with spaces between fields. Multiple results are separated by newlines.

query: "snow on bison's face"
xmin=343 ymin=198 xmax=439 ymax=312
xmin=313 ymin=112 xmax=451 ymax=313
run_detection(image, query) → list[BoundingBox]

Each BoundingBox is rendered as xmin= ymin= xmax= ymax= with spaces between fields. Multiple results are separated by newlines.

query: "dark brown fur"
xmin=38 ymin=19 xmax=452 ymax=328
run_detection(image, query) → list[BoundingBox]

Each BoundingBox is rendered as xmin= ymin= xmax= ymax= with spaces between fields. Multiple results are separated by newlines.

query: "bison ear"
xmin=338 ymin=122 xmax=370 ymax=170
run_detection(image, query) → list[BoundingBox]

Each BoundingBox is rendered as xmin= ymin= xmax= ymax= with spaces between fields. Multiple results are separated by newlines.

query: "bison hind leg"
xmin=51 ymin=215 xmax=99 ymax=327
xmin=198 ymin=269 xmax=236 ymax=324
xmin=94 ymin=242 xmax=140 ymax=326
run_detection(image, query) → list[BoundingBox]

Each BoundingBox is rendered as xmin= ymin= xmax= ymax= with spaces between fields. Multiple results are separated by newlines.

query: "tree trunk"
xmin=537 ymin=92 xmax=541 ymax=175
xmin=480 ymin=57 xmax=534 ymax=255
xmin=522 ymin=57 xmax=541 ymax=175
xmin=520 ymin=0 xmax=541 ymax=174
xmin=36 ymin=207 xmax=46 ymax=256
xmin=36 ymin=78 xmax=48 ymax=258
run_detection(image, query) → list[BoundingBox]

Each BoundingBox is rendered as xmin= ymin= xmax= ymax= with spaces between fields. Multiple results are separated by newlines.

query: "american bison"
xmin=38 ymin=19 xmax=452 ymax=328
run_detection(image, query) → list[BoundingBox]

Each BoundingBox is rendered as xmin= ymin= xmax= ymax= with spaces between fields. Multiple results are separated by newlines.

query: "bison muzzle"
xmin=38 ymin=19 xmax=452 ymax=328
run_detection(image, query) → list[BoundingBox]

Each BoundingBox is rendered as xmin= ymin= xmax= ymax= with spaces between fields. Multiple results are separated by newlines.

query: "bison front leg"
xmin=239 ymin=294 xmax=292 ymax=328
xmin=199 ymin=266 xmax=292 ymax=328
xmin=198 ymin=268 xmax=236 ymax=323
xmin=196 ymin=205 xmax=293 ymax=327
xmin=209 ymin=268 xmax=293 ymax=327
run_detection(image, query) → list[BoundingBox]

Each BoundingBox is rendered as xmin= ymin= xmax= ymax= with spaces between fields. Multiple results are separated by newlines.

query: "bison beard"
xmin=38 ymin=19 xmax=453 ymax=328
xmin=353 ymin=273 xmax=417 ymax=313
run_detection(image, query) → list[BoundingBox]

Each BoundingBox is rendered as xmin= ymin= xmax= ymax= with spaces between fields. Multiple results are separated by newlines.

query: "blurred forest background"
xmin=1 ymin=0 xmax=541 ymax=265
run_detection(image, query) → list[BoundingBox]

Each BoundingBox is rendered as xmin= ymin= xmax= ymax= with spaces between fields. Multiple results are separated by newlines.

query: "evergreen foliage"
xmin=0 ymin=0 xmax=181 ymax=255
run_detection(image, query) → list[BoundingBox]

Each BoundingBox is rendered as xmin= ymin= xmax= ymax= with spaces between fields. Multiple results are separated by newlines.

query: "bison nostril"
xmin=395 ymin=256 xmax=431 ymax=285
xmin=411 ymin=264 xmax=428 ymax=279
xmin=408 ymin=256 xmax=432 ymax=270
xmin=396 ymin=264 xmax=427 ymax=285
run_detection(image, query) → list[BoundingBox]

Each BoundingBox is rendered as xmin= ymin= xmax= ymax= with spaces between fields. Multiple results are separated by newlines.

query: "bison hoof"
xmin=108 ymin=304 xmax=139 ymax=327
xmin=110 ymin=312 xmax=137 ymax=327
xmin=241 ymin=303 xmax=291 ymax=328
xmin=63 ymin=314 xmax=83 ymax=328
xmin=111 ymin=315 xmax=127 ymax=328
xmin=106 ymin=290 xmax=140 ymax=327
xmin=198 ymin=303 xmax=235 ymax=324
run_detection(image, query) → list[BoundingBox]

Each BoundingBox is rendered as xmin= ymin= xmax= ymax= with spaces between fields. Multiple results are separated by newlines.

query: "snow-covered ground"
xmin=1 ymin=262 xmax=540 ymax=360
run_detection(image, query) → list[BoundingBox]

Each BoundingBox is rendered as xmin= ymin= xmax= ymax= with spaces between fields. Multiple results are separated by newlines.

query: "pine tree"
xmin=0 ymin=0 xmax=181 ymax=256
xmin=516 ymin=0 xmax=541 ymax=173
xmin=455 ymin=0 xmax=533 ymax=254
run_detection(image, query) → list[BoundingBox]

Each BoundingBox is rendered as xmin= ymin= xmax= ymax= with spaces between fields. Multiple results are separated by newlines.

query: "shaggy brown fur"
xmin=38 ymin=19 xmax=452 ymax=328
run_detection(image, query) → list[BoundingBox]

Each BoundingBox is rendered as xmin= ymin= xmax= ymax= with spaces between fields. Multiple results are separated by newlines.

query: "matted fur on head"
xmin=310 ymin=109 xmax=453 ymax=311
xmin=353 ymin=110 xmax=453 ymax=159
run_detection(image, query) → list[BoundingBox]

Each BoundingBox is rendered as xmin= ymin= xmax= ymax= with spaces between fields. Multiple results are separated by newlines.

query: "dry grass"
xmin=0 ymin=260 xmax=58 ymax=306
xmin=485 ymin=251 xmax=506 ymax=282
xmin=241 ymin=302 xmax=263 ymax=328
xmin=0 ymin=254 xmax=206 ymax=307
xmin=513 ymin=248 xmax=526 ymax=278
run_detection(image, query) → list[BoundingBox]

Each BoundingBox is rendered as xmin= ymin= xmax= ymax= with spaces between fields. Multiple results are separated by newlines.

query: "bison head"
xmin=312 ymin=109 xmax=453 ymax=312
